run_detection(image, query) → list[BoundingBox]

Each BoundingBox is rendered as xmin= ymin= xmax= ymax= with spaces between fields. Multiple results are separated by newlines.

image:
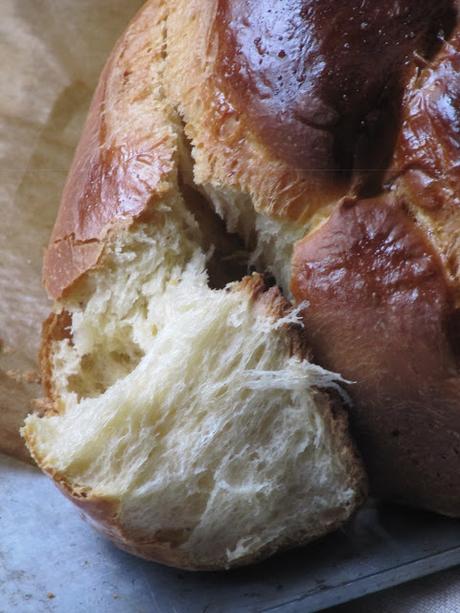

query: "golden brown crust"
xmin=43 ymin=1 xmax=459 ymax=301
xmin=388 ymin=27 xmax=460 ymax=285
xmin=215 ymin=0 xmax=452 ymax=173
xmin=292 ymin=194 xmax=460 ymax=515
xmin=40 ymin=312 xmax=73 ymax=403
xmin=44 ymin=0 xmax=175 ymax=300
xmin=389 ymin=28 xmax=460 ymax=211
xmin=288 ymin=19 xmax=460 ymax=514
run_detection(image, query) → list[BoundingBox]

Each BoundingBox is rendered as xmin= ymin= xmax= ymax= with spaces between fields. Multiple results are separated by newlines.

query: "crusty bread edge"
xmin=43 ymin=0 xmax=172 ymax=301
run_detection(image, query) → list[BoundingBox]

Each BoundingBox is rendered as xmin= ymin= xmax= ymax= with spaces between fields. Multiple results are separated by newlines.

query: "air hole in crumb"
xmin=177 ymin=132 xmax=251 ymax=290
xmin=67 ymin=344 xmax=144 ymax=401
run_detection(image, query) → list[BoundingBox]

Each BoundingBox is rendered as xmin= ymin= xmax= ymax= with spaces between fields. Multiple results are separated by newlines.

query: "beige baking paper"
xmin=0 ymin=0 xmax=145 ymax=462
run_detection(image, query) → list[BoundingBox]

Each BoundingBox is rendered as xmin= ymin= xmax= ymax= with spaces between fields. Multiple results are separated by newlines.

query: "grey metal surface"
xmin=1 ymin=453 xmax=460 ymax=613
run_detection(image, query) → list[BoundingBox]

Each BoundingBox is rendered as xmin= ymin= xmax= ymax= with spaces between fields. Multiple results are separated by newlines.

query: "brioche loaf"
xmin=23 ymin=0 xmax=366 ymax=569
xmin=24 ymin=0 xmax=460 ymax=567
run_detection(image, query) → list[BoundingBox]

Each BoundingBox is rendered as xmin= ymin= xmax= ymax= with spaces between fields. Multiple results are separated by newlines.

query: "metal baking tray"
xmin=2 ymin=453 xmax=460 ymax=613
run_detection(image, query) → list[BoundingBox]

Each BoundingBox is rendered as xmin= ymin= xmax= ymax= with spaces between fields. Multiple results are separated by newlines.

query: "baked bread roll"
xmin=23 ymin=1 xmax=366 ymax=569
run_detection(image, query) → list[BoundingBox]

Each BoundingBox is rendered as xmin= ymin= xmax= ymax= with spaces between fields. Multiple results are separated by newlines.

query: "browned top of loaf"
xmin=389 ymin=27 xmax=460 ymax=210
xmin=166 ymin=0 xmax=457 ymax=222
xmin=216 ymin=0 xmax=451 ymax=173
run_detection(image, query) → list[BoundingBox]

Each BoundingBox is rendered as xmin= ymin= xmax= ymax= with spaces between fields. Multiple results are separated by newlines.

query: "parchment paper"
xmin=0 ymin=0 xmax=144 ymax=461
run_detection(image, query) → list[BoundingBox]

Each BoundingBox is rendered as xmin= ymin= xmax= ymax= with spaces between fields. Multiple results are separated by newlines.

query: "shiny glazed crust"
xmin=43 ymin=0 xmax=176 ymax=300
